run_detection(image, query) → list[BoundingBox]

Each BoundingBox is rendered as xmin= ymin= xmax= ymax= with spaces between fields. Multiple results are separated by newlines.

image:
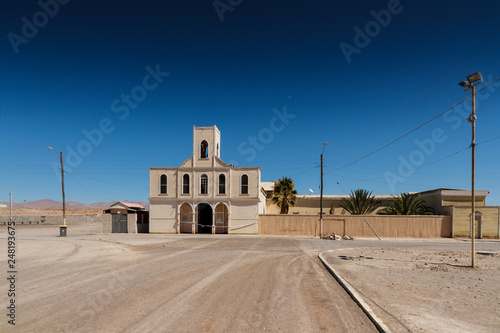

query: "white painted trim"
xmin=214 ymin=201 xmax=230 ymax=211
xmin=195 ymin=201 xmax=213 ymax=210
xmin=177 ymin=201 xmax=195 ymax=214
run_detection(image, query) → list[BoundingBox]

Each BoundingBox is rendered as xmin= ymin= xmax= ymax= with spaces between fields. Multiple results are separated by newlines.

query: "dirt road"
xmin=1 ymin=224 xmax=377 ymax=332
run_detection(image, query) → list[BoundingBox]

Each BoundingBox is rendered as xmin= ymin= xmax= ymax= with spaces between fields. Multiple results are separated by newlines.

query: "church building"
xmin=149 ymin=126 xmax=265 ymax=234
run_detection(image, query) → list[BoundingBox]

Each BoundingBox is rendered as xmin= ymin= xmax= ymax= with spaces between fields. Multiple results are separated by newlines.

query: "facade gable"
xmin=214 ymin=156 xmax=230 ymax=168
xmin=178 ymin=156 xmax=193 ymax=168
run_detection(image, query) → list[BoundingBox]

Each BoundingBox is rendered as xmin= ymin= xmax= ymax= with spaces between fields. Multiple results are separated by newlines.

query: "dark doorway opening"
xmin=197 ymin=203 xmax=213 ymax=234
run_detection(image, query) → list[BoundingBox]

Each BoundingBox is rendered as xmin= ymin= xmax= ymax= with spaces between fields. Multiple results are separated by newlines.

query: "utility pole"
xmin=60 ymin=151 xmax=66 ymax=227
xmin=47 ymin=147 xmax=67 ymax=236
xmin=458 ymin=72 xmax=482 ymax=268
xmin=471 ymin=83 xmax=476 ymax=268
xmin=320 ymin=142 xmax=328 ymax=239
xmin=9 ymin=188 xmax=12 ymax=222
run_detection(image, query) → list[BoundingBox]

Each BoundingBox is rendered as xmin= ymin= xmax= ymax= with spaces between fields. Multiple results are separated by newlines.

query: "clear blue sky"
xmin=1 ymin=0 xmax=499 ymax=205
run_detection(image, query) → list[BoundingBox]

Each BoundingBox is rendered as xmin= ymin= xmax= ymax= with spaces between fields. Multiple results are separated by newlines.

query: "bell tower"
xmin=193 ymin=125 xmax=221 ymax=167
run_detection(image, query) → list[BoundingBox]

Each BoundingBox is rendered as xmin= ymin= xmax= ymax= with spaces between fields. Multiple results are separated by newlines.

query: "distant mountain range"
xmin=0 ymin=199 xmax=149 ymax=210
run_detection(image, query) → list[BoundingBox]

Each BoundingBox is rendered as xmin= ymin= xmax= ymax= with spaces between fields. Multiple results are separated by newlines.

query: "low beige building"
xmin=149 ymin=126 xmax=265 ymax=234
xmin=103 ymin=202 xmax=149 ymax=234
xmin=264 ymin=187 xmax=499 ymax=238
xmin=417 ymin=188 xmax=499 ymax=238
xmin=265 ymin=193 xmax=393 ymax=215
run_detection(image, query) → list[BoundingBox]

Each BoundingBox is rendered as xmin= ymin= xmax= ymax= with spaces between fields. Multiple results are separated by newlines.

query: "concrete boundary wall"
xmin=0 ymin=215 xmax=108 ymax=226
xmin=259 ymin=214 xmax=452 ymax=238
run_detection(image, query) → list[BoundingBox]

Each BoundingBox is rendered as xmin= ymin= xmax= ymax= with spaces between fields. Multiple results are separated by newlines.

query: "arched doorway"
xmin=197 ymin=203 xmax=213 ymax=234
xmin=215 ymin=203 xmax=229 ymax=234
xmin=179 ymin=203 xmax=194 ymax=233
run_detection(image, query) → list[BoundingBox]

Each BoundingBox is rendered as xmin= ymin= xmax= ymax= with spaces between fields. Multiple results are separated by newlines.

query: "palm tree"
xmin=272 ymin=177 xmax=297 ymax=214
xmin=339 ymin=189 xmax=382 ymax=215
xmin=378 ymin=193 xmax=435 ymax=215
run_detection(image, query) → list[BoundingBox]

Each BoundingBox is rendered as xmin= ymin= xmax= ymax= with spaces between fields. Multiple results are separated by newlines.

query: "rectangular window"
xmin=219 ymin=174 xmax=226 ymax=194
xmin=241 ymin=174 xmax=249 ymax=195
xmin=160 ymin=175 xmax=167 ymax=194
xmin=201 ymin=174 xmax=208 ymax=194
xmin=183 ymin=174 xmax=190 ymax=194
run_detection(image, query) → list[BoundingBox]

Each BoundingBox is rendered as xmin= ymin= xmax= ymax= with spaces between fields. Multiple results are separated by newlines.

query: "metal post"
xmin=319 ymin=142 xmax=327 ymax=239
xmin=364 ymin=219 xmax=381 ymax=241
xmin=47 ymin=147 xmax=67 ymax=235
xmin=9 ymin=188 xmax=12 ymax=222
xmin=458 ymin=73 xmax=481 ymax=268
xmin=60 ymin=151 xmax=66 ymax=227
xmin=471 ymin=85 xmax=476 ymax=268
xmin=320 ymin=152 xmax=324 ymax=239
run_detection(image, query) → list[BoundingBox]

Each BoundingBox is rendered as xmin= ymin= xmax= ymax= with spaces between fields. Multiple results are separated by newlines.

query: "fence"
xmin=258 ymin=214 xmax=452 ymax=238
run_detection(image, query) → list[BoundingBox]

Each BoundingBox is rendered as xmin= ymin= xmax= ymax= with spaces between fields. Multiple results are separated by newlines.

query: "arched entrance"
xmin=215 ymin=203 xmax=229 ymax=234
xmin=179 ymin=203 xmax=194 ymax=233
xmin=197 ymin=203 xmax=213 ymax=234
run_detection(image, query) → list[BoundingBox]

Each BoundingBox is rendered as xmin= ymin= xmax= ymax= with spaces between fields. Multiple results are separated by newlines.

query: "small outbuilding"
xmin=103 ymin=202 xmax=149 ymax=233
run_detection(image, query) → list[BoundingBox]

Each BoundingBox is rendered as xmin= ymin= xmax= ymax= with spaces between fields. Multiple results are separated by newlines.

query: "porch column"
xmin=212 ymin=211 xmax=215 ymax=235
xmin=176 ymin=204 xmax=180 ymax=234
xmin=192 ymin=206 xmax=196 ymax=234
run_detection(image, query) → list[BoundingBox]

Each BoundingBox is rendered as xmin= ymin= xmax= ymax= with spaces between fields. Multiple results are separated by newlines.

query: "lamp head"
xmin=467 ymin=114 xmax=477 ymax=123
xmin=458 ymin=81 xmax=470 ymax=89
xmin=467 ymin=72 xmax=482 ymax=84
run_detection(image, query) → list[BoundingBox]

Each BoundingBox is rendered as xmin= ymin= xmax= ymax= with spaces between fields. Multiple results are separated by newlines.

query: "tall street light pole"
xmin=320 ymin=142 xmax=328 ymax=239
xmin=47 ymin=147 xmax=67 ymax=235
xmin=459 ymin=72 xmax=482 ymax=268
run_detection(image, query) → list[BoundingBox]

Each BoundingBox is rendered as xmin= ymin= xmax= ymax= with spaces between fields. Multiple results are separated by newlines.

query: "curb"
xmin=319 ymin=250 xmax=391 ymax=333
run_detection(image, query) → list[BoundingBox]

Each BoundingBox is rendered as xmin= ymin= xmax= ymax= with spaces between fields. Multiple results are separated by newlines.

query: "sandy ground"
xmin=0 ymin=208 xmax=103 ymax=216
xmin=323 ymin=247 xmax=500 ymax=332
xmin=0 ymin=224 xmax=377 ymax=333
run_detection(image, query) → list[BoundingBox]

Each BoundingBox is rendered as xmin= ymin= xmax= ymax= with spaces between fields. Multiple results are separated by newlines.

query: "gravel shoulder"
xmin=322 ymin=246 xmax=500 ymax=332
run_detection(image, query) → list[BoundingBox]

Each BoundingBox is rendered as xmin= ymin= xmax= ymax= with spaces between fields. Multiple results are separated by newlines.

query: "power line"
xmin=289 ymin=165 xmax=318 ymax=178
xmin=477 ymin=136 xmax=500 ymax=146
xmin=71 ymin=172 xmax=149 ymax=189
xmin=334 ymin=77 xmax=500 ymax=171
xmin=66 ymin=173 xmax=116 ymax=202
xmin=336 ymin=28 xmax=500 ymax=156
xmin=324 ymin=166 xmax=347 ymax=194
xmin=336 ymin=134 xmax=500 ymax=186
